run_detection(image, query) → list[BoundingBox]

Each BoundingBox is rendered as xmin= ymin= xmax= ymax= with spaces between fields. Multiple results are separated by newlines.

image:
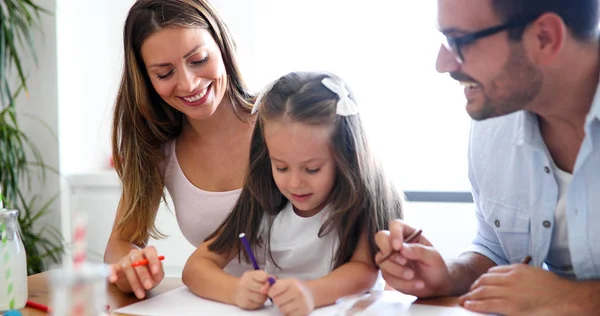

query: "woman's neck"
xmin=182 ymin=95 xmax=253 ymax=144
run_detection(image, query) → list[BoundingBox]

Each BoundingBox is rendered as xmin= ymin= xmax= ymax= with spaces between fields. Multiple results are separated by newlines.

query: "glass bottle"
xmin=0 ymin=208 xmax=28 ymax=311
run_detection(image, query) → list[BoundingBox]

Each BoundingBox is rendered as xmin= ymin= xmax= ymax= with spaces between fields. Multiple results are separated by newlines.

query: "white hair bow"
xmin=321 ymin=78 xmax=359 ymax=116
xmin=251 ymin=80 xmax=278 ymax=115
xmin=252 ymin=76 xmax=359 ymax=116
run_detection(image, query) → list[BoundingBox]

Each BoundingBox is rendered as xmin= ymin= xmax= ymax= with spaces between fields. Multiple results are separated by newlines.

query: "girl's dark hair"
xmin=206 ymin=72 xmax=402 ymax=267
xmin=208 ymin=72 xmax=403 ymax=268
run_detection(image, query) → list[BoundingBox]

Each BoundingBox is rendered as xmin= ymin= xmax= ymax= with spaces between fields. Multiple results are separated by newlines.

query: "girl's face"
xmin=141 ymin=27 xmax=228 ymax=121
xmin=264 ymin=119 xmax=337 ymax=217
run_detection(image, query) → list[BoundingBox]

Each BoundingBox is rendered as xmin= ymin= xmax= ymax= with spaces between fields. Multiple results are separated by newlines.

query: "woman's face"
xmin=141 ymin=27 xmax=228 ymax=121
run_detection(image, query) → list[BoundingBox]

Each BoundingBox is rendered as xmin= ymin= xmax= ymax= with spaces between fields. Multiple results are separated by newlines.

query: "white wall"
xmin=56 ymin=0 xmax=136 ymax=173
xmin=404 ymin=202 xmax=477 ymax=259
xmin=12 ymin=0 xmax=61 ymax=240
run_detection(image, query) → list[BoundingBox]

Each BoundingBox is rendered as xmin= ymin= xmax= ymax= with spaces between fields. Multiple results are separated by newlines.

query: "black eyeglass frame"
xmin=443 ymin=15 xmax=540 ymax=63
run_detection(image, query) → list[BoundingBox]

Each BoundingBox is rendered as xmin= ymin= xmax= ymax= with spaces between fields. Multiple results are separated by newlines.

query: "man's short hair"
xmin=491 ymin=0 xmax=599 ymax=41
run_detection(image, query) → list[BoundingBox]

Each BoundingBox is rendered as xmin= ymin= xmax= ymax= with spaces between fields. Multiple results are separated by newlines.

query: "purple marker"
xmin=239 ymin=233 xmax=276 ymax=285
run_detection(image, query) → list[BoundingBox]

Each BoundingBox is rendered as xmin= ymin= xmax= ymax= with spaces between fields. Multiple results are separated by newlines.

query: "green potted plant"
xmin=1 ymin=0 xmax=64 ymax=275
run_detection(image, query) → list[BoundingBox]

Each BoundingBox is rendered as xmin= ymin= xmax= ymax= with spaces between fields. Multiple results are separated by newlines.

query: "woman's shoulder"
xmin=159 ymin=140 xmax=176 ymax=175
xmin=164 ymin=140 xmax=176 ymax=156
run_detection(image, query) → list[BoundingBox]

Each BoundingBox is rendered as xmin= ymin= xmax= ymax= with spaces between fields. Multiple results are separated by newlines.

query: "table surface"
xmin=22 ymin=271 xmax=462 ymax=315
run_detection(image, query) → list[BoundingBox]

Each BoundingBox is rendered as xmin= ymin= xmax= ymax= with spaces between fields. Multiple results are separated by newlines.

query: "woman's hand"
xmin=109 ymin=246 xmax=165 ymax=299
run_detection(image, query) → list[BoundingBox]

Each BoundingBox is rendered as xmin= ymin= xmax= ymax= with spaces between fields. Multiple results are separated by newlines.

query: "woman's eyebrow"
xmin=148 ymin=45 xmax=203 ymax=68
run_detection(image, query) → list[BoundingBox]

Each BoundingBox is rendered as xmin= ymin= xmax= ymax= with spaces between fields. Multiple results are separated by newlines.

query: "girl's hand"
xmin=108 ymin=246 xmax=165 ymax=299
xmin=235 ymin=270 xmax=272 ymax=310
xmin=268 ymin=278 xmax=315 ymax=316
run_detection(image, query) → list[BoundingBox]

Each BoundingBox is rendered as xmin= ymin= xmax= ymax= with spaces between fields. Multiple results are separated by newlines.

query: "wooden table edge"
xmin=23 ymin=271 xmax=461 ymax=315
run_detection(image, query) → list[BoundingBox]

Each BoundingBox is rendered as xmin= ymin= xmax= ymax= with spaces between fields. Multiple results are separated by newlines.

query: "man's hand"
xmin=459 ymin=263 xmax=578 ymax=315
xmin=374 ymin=219 xmax=452 ymax=297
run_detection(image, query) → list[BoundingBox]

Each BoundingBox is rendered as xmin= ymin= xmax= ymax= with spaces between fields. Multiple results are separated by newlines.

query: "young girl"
xmin=182 ymin=72 xmax=403 ymax=315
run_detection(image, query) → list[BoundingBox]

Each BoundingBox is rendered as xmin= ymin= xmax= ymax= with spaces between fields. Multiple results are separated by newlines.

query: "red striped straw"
xmin=71 ymin=211 xmax=87 ymax=315
xmin=72 ymin=212 xmax=87 ymax=269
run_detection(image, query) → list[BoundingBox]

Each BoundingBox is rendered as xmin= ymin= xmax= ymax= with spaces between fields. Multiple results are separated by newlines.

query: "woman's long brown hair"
xmin=208 ymin=72 xmax=403 ymax=268
xmin=112 ymin=0 xmax=255 ymax=245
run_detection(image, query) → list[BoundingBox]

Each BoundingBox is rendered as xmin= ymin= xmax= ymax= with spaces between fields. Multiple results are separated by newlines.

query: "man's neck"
xmin=531 ymin=41 xmax=599 ymax=173
xmin=531 ymin=42 xmax=600 ymax=132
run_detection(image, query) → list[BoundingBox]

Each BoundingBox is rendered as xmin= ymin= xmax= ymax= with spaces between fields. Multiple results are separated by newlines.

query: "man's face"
xmin=435 ymin=0 xmax=542 ymax=120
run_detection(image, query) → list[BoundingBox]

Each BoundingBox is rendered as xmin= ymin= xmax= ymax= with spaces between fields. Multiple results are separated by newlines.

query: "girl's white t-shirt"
xmin=261 ymin=202 xmax=385 ymax=290
xmin=163 ymin=141 xmax=254 ymax=276
xmin=262 ymin=202 xmax=338 ymax=280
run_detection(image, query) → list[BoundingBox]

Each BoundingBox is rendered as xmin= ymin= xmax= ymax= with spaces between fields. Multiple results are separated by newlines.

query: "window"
xmin=249 ymin=1 xmax=473 ymax=195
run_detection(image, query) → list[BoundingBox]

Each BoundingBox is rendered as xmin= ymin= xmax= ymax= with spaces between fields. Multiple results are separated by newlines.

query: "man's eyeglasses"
xmin=441 ymin=15 xmax=540 ymax=63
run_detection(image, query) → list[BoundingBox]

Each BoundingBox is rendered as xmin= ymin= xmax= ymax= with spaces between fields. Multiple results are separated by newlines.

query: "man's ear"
xmin=523 ymin=13 xmax=566 ymax=66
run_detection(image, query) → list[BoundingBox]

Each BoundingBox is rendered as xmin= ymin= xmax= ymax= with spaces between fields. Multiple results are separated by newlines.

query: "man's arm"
xmin=458 ymin=263 xmax=600 ymax=315
xmin=446 ymin=252 xmax=496 ymax=296
xmin=571 ymin=281 xmax=600 ymax=314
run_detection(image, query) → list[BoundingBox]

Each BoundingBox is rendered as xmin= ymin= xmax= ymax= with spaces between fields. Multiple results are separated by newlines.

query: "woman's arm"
xmin=305 ymin=230 xmax=378 ymax=307
xmin=104 ymin=194 xmax=164 ymax=298
xmin=104 ymin=196 xmax=142 ymax=264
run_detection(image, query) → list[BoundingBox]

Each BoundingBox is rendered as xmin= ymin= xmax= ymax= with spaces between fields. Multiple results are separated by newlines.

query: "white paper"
xmin=114 ymin=286 xmax=485 ymax=316
xmin=114 ymin=287 xmax=338 ymax=316
xmin=405 ymin=305 xmax=487 ymax=315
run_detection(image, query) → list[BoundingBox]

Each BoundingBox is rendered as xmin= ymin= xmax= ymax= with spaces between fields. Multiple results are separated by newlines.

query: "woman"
xmin=104 ymin=0 xmax=256 ymax=299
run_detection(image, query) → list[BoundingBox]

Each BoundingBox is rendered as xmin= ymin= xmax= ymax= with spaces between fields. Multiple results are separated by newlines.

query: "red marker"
xmin=26 ymin=299 xmax=110 ymax=313
xmin=131 ymin=255 xmax=165 ymax=267
xmin=26 ymin=300 xmax=51 ymax=312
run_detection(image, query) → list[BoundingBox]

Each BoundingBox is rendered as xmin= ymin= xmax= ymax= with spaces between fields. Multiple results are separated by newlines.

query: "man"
xmin=376 ymin=0 xmax=600 ymax=315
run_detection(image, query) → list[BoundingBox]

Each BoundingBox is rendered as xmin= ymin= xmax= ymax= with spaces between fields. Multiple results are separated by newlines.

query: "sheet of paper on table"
xmin=114 ymin=286 xmax=485 ymax=316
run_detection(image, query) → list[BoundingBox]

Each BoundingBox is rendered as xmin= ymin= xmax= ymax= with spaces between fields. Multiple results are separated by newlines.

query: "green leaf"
xmin=1 ymin=0 xmax=59 ymax=275
xmin=0 ymin=0 xmax=50 ymax=105
xmin=17 ymin=192 xmax=64 ymax=274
